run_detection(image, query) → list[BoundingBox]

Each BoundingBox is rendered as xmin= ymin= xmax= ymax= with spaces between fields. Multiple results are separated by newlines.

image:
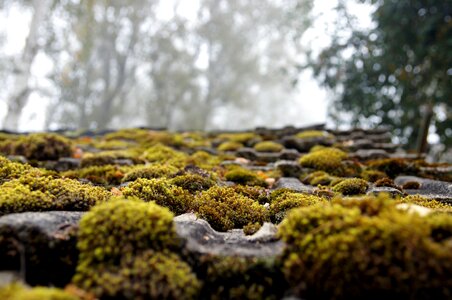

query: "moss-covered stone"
xmin=170 ymin=173 xmax=216 ymax=194
xmin=185 ymin=151 xmax=222 ymax=170
xmin=0 ymin=283 xmax=78 ymax=300
xmin=122 ymin=164 xmax=179 ymax=182
xmin=217 ymin=141 xmax=244 ymax=152
xmin=141 ymin=144 xmax=187 ymax=167
xmin=398 ymin=195 xmax=452 ymax=211
xmin=233 ymin=185 xmax=269 ymax=205
xmin=80 ymin=150 xmax=142 ymax=167
xmin=196 ymin=186 xmax=268 ymax=232
xmin=122 ymin=178 xmax=193 ymax=215
xmin=253 ymin=141 xmax=283 ymax=153
xmin=224 ymin=167 xmax=267 ymax=187
xmin=360 ymin=169 xmax=387 ymax=182
xmin=63 ymin=165 xmax=131 ymax=185
xmin=279 ymin=196 xmax=452 ymax=299
xmin=367 ymin=158 xmax=414 ymax=178
xmin=295 ymin=130 xmax=333 ymax=140
xmin=299 ymin=147 xmax=347 ymax=174
xmin=332 ymin=178 xmax=369 ymax=195
xmin=243 ymin=222 xmax=262 ymax=236
xmin=0 ymin=156 xmax=45 ymax=183
xmin=269 ymin=191 xmax=327 ymax=223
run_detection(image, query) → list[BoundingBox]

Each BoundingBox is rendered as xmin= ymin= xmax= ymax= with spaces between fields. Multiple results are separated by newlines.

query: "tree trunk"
xmin=2 ymin=0 xmax=50 ymax=131
xmin=416 ymin=102 xmax=433 ymax=155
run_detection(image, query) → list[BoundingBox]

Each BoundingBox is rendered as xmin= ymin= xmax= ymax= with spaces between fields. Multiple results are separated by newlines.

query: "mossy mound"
xmin=170 ymin=173 xmax=216 ymax=194
xmin=0 ymin=133 xmax=73 ymax=161
xmin=122 ymin=178 xmax=193 ymax=215
xmin=253 ymin=141 xmax=283 ymax=153
xmin=279 ymin=196 xmax=452 ymax=299
xmin=269 ymin=191 xmax=327 ymax=223
xmin=398 ymin=195 xmax=452 ymax=211
xmin=332 ymin=178 xmax=369 ymax=195
xmin=62 ymin=165 xmax=131 ymax=185
xmin=0 ymin=283 xmax=78 ymax=300
xmin=73 ymin=198 xmax=200 ymax=299
xmin=122 ymin=164 xmax=179 ymax=182
xmin=299 ymin=147 xmax=347 ymax=174
xmin=367 ymin=158 xmax=414 ymax=178
xmin=224 ymin=167 xmax=267 ymax=187
xmin=0 ymin=156 xmax=45 ymax=183
xmin=185 ymin=151 xmax=223 ymax=170
xmin=80 ymin=150 xmax=142 ymax=167
xmin=195 ymin=186 xmax=268 ymax=232
xmin=217 ymin=141 xmax=244 ymax=152
xmin=233 ymin=185 xmax=269 ymax=204
xmin=141 ymin=144 xmax=187 ymax=167
xmin=295 ymin=130 xmax=333 ymax=140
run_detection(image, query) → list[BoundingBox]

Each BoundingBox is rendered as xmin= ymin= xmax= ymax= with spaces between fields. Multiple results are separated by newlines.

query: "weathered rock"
xmin=53 ymin=157 xmax=81 ymax=171
xmin=281 ymin=136 xmax=333 ymax=152
xmin=6 ymin=155 xmax=28 ymax=164
xmin=395 ymin=176 xmax=452 ymax=202
xmin=174 ymin=213 xmax=283 ymax=258
xmin=0 ymin=211 xmax=82 ymax=286
xmin=366 ymin=186 xmax=405 ymax=198
xmin=273 ymin=177 xmax=314 ymax=193
xmin=279 ymin=149 xmax=301 ymax=160
xmin=235 ymin=148 xmax=258 ymax=161
xmin=350 ymin=149 xmax=389 ymax=160
xmin=275 ymin=160 xmax=304 ymax=178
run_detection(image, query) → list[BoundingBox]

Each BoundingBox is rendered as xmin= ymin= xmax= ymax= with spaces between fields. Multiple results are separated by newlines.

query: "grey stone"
xmin=113 ymin=158 xmax=134 ymax=166
xmin=366 ymin=186 xmax=404 ymax=198
xmin=273 ymin=177 xmax=314 ymax=193
xmin=275 ymin=160 xmax=304 ymax=177
xmin=6 ymin=155 xmax=28 ymax=164
xmin=350 ymin=149 xmax=389 ymax=160
xmin=54 ymin=157 xmax=81 ymax=171
xmin=395 ymin=176 xmax=452 ymax=202
xmin=0 ymin=211 xmax=83 ymax=286
xmin=235 ymin=148 xmax=258 ymax=160
xmin=279 ymin=149 xmax=301 ymax=160
xmin=174 ymin=213 xmax=283 ymax=258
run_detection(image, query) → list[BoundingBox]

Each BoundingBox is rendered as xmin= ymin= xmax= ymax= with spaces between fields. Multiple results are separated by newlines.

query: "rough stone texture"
xmin=0 ymin=211 xmax=82 ymax=286
xmin=350 ymin=149 xmax=390 ymax=160
xmin=281 ymin=136 xmax=333 ymax=152
xmin=53 ymin=157 xmax=81 ymax=171
xmin=174 ymin=213 xmax=283 ymax=258
xmin=395 ymin=176 xmax=452 ymax=202
xmin=275 ymin=160 xmax=305 ymax=178
xmin=273 ymin=177 xmax=314 ymax=193
xmin=366 ymin=186 xmax=405 ymax=198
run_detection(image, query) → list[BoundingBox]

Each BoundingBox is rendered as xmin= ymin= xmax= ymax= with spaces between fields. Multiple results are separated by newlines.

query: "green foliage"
xmin=332 ymin=178 xmax=369 ymax=195
xmin=73 ymin=198 xmax=200 ymax=299
xmin=253 ymin=141 xmax=283 ymax=152
xmin=122 ymin=178 xmax=193 ymax=215
xmin=224 ymin=167 xmax=267 ymax=187
xmin=309 ymin=0 xmax=452 ymax=147
xmin=0 ymin=283 xmax=78 ymax=300
xmin=0 ymin=133 xmax=73 ymax=161
xmin=298 ymin=147 xmax=347 ymax=174
xmin=279 ymin=195 xmax=452 ymax=299
xmin=196 ymin=186 xmax=268 ymax=232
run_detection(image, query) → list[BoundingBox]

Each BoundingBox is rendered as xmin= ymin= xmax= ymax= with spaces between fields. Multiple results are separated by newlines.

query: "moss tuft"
xmin=332 ymin=178 xmax=369 ymax=195
xmin=0 ymin=283 xmax=78 ymax=300
xmin=122 ymin=164 xmax=179 ymax=182
xmin=360 ymin=169 xmax=387 ymax=182
xmin=253 ymin=141 xmax=283 ymax=153
xmin=141 ymin=144 xmax=187 ymax=167
xmin=122 ymin=178 xmax=193 ymax=215
xmin=299 ymin=147 xmax=347 ymax=174
xmin=243 ymin=222 xmax=262 ymax=235
xmin=170 ymin=173 xmax=216 ymax=194
xmin=224 ymin=167 xmax=267 ymax=187
xmin=367 ymin=158 xmax=413 ymax=178
xmin=295 ymin=130 xmax=333 ymax=140
xmin=402 ymin=180 xmax=421 ymax=189
xmin=217 ymin=141 xmax=243 ymax=152
xmin=398 ymin=195 xmax=452 ymax=211
xmin=63 ymin=165 xmax=131 ymax=185
xmin=269 ymin=192 xmax=327 ymax=223
xmin=196 ymin=186 xmax=268 ymax=232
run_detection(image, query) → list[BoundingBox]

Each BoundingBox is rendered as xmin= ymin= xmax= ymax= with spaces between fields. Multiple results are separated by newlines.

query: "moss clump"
xmin=196 ymin=186 xmax=268 ymax=232
xmin=73 ymin=198 xmax=200 ymax=299
xmin=367 ymin=158 xmax=413 ymax=178
xmin=332 ymin=178 xmax=369 ymax=195
xmin=122 ymin=164 xmax=179 ymax=182
xmin=185 ymin=151 xmax=222 ymax=170
xmin=402 ymin=180 xmax=421 ymax=189
xmin=217 ymin=141 xmax=243 ymax=152
xmin=0 ymin=283 xmax=78 ymax=300
xmin=217 ymin=132 xmax=260 ymax=144
xmin=0 ymin=175 xmax=111 ymax=215
xmin=374 ymin=177 xmax=402 ymax=191
xmin=104 ymin=129 xmax=184 ymax=147
xmin=0 ymin=156 xmax=45 ymax=183
xmin=425 ymin=213 xmax=452 ymax=242
xmin=243 ymin=223 xmax=262 ymax=235
xmin=63 ymin=165 xmax=131 ymax=185
xmin=398 ymin=195 xmax=452 ymax=211
xmin=269 ymin=192 xmax=327 ymax=223
xmin=295 ymin=130 xmax=333 ymax=139
xmin=141 ymin=144 xmax=187 ymax=167
xmin=170 ymin=173 xmax=216 ymax=194
xmin=309 ymin=174 xmax=334 ymax=186
xmin=279 ymin=197 xmax=452 ymax=299
xmin=122 ymin=178 xmax=193 ymax=215
xmin=298 ymin=147 xmax=347 ymax=174
xmin=300 ymin=171 xmax=328 ymax=184
xmin=224 ymin=167 xmax=267 ymax=187
xmin=233 ymin=185 xmax=269 ymax=204
xmin=1 ymin=133 xmax=73 ymax=161
xmin=80 ymin=151 xmax=142 ymax=167
xmin=361 ymin=169 xmax=387 ymax=182
xmin=253 ymin=141 xmax=283 ymax=153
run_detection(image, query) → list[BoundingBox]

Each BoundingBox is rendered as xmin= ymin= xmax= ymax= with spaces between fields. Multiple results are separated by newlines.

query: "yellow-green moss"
xmin=309 ymin=174 xmax=334 ymax=186
xmin=80 ymin=151 xmax=142 ymax=167
xmin=278 ymin=197 xmax=452 ymax=299
xmin=295 ymin=130 xmax=333 ymax=140
xmin=269 ymin=192 xmax=327 ymax=223
xmin=243 ymin=223 xmax=262 ymax=235
xmin=298 ymin=147 xmax=347 ymax=174
xmin=122 ymin=164 xmax=179 ymax=182
xmin=367 ymin=158 xmax=413 ymax=178
xmin=63 ymin=165 xmax=132 ymax=185
xmin=170 ymin=173 xmax=216 ymax=194
xmin=73 ymin=198 xmax=200 ymax=299
xmin=104 ymin=129 xmax=184 ymax=147
xmin=332 ymin=178 xmax=369 ymax=195
xmin=216 ymin=132 xmax=260 ymax=144
xmin=0 ymin=156 xmax=44 ymax=183
xmin=360 ymin=169 xmax=387 ymax=182
xmin=1 ymin=133 xmax=73 ymax=161
xmin=140 ymin=144 xmax=187 ymax=167
xmin=224 ymin=167 xmax=267 ymax=187
xmin=398 ymin=195 xmax=452 ymax=211
xmin=196 ymin=186 xmax=268 ymax=232
xmin=185 ymin=151 xmax=222 ymax=170
xmin=0 ymin=283 xmax=78 ymax=300
xmin=233 ymin=185 xmax=269 ymax=204
xmin=253 ymin=141 xmax=283 ymax=153
xmin=122 ymin=178 xmax=193 ymax=215
xmin=217 ymin=141 xmax=243 ymax=152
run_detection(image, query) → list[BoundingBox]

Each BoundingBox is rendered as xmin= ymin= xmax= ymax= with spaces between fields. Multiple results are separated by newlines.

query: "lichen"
xmin=332 ymin=178 xmax=369 ymax=195
xmin=122 ymin=178 xmax=193 ymax=215
xmin=253 ymin=141 xmax=283 ymax=153
xmin=195 ymin=186 xmax=268 ymax=232
xmin=298 ymin=147 xmax=347 ymax=174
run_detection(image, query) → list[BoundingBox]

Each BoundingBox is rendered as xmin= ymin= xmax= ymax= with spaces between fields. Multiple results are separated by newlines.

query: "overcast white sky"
xmin=0 ymin=0 xmax=373 ymax=131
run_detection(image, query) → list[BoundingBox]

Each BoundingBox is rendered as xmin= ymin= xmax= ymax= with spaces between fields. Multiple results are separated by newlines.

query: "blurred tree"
xmin=309 ymin=0 xmax=452 ymax=151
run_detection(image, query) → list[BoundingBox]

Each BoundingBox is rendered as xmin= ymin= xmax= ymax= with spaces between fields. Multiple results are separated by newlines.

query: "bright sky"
xmin=0 ymin=0 xmax=373 ymax=132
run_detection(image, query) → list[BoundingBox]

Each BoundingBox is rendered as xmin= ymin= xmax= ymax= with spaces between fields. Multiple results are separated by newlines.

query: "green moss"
xmin=279 ymin=197 xmax=452 ymax=299
xmin=185 ymin=151 xmax=222 ymax=170
xmin=298 ymin=147 xmax=347 ymax=174
xmin=217 ymin=141 xmax=243 ymax=152
xmin=309 ymin=174 xmax=334 ymax=186
xmin=0 ymin=156 xmax=44 ymax=183
xmin=73 ymin=198 xmax=200 ymax=299
xmin=253 ymin=141 xmax=283 ymax=153
xmin=122 ymin=178 xmax=193 ymax=215
xmin=2 ymin=133 xmax=73 ymax=161
xmin=217 ymin=132 xmax=260 ymax=144
xmin=401 ymin=180 xmax=421 ymax=189
xmin=141 ymin=144 xmax=187 ymax=167
xmin=104 ymin=129 xmax=184 ymax=147
xmin=224 ymin=167 xmax=267 ymax=187
xmin=360 ymin=169 xmax=387 ymax=182
xmin=269 ymin=192 xmax=327 ymax=223
xmin=63 ymin=165 xmax=132 ymax=185
xmin=243 ymin=223 xmax=262 ymax=235
xmin=425 ymin=213 xmax=452 ymax=242
xmin=80 ymin=150 xmax=142 ymax=167
xmin=122 ymin=164 xmax=179 ymax=182
xmin=367 ymin=158 xmax=413 ymax=178
xmin=300 ymin=171 xmax=328 ymax=184
xmin=0 ymin=175 xmax=111 ymax=215
xmin=332 ymin=178 xmax=369 ymax=195
xmin=398 ymin=195 xmax=452 ymax=211
xmin=170 ymin=173 xmax=216 ymax=194
xmin=196 ymin=186 xmax=268 ymax=232
xmin=233 ymin=185 xmax=269 ymax=204
xmin=0 ymin=283 xmax=78 ymax=300
xmin=295 ymin=130 xmax=333 ymax=139
xmin=374 ymin=177 xmax=402 ymax=191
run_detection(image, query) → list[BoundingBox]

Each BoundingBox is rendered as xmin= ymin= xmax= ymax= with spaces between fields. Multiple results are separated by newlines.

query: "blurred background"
xmin=0 ymin=0 xmax=450 ymax=155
